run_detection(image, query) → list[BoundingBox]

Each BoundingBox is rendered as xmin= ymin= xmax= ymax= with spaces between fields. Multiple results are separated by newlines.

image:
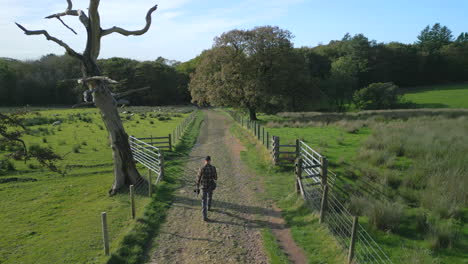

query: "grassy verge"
xmin=0 ymin=107 xmax=195 ymax=264
xmin=246 ymin=111 xmax=468 ymax=263
xmin=229 ymin=121 xmax=347 ymax=264
xmin=107 ymin=111 xmax=204 ymax=264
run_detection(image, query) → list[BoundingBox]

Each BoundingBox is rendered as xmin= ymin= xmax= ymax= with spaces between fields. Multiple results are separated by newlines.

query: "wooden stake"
xmin=266 ymin=132 xmax=270 ymax=150
xmin=130 ymin=185 xmax=135 ymax=219
xmin=101 ymin=212 xmax=109 ymax=256
xmin=148 ymin=169 xmax=152 ymax=197
xmin=160 ymin=152 xmax=165 ymax=181
xmin=168 ymin=133 xmax=172 ymax=151
xmin=319 ymin=185 xmax=329 ymax=224
xmin=321 ymin=157 xmax=328 ymax=188
xmin=348 ymin=216 xmax=359 ymax=264
xmin=295 ymin=139 xmax=300 ymax=159
xmin=262 ymin=127 xmax=265 ymax=146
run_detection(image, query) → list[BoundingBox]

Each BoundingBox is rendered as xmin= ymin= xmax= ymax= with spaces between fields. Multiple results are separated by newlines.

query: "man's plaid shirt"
xmin=197 ymin=164 xmax=217 ymax=190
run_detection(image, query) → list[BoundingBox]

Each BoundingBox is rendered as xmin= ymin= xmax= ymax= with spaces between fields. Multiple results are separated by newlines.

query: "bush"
xmin=0 ymin=159 xmax=15 ymax=171
xmin=365 ymin=200 xmax=404 ymax=232
xmin=401 ymin=248 xmax=441 ymax=264
xmin=72 ymin=145 xmax=81 ymax=153
xmin=353 ymin=82 xmax=400 ymax=110
xmin=427 ymin=217 xmax=461 ymax=250
xmin=347 ymin=195 xmax=368 ymax=216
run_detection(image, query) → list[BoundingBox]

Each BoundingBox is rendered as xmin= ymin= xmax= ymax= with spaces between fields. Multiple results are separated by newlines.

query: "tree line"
xmin=188 ymin=23 xmax=468 ymax=116
xmin=0 ymin=55 xmax=191 ymax=106
xmin=1 ymin=23 xmax=467 ymax=113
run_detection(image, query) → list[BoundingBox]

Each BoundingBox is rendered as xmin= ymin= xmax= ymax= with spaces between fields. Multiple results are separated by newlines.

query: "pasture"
xmin=254 ymin=110 xmax=468 ymax=263
xmin=0 ymin=106 xmax=194 ymax=264
xmin=402 ymin=83 xmax=468 ymax=108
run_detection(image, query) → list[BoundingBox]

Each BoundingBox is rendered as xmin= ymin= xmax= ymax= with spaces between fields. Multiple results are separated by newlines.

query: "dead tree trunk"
xmin=16 ymin=0 xmax=158 ymax=195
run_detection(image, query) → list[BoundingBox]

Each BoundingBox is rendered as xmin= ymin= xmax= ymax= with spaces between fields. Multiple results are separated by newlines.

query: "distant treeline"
xmin=1 ymin=23 xmax=467 ymax=109
xmin=188 ymin=23 xmax=468 ymax=114
xmin=0 ymin=56 xmax=191 ymax=106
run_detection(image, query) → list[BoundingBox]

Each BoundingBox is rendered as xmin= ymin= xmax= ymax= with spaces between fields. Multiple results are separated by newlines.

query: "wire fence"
xmin=298 ymin=140 xmax=393 ymax=264
xmin=227 ymin=110 xmax=393 ymax=264
xmin=97 ymin=110 xmax=199 ymax=256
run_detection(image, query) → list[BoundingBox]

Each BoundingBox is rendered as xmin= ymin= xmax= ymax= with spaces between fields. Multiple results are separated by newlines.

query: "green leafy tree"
xmin=320 ymin=55 xmax=359 ymax=112
xmin=455 ymin=32 xmax=468 ymax=43
xmin=189 ymin=26 xmax=305 ymax=119
xmin=353 ymin=82 xmax=400 ymax=110
xmin=417 ymin=23 xmax=454 ymax=54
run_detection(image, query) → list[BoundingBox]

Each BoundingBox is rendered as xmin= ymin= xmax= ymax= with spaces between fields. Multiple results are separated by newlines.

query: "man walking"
xmin=196 ymin=156 xmax=217 ymax=221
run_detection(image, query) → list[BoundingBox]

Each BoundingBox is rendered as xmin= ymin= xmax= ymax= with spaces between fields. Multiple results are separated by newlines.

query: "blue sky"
xmin=1 ymin=0 xmax=467 ymax=62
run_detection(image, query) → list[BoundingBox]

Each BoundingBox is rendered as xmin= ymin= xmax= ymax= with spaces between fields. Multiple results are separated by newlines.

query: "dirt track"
xmin=150 ymin=110 xmax=306 ymax=264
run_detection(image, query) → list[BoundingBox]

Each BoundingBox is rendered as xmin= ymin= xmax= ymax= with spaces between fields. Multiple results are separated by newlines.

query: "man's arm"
xmin=213 ymin=166 xmax=217 ymax=181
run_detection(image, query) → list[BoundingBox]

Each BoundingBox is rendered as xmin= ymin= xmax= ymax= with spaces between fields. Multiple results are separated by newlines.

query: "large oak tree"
xmin=189 ymin=26 xmax=312 ymax=119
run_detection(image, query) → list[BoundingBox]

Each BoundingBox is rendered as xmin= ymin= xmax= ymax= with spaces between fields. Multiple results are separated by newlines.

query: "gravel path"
xmin=150 ymin=110 xmax=306 ymax=264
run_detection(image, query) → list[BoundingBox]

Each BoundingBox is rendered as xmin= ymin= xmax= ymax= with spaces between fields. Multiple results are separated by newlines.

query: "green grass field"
xmin=402 ymin=83 xmax=468 ymax=108
xmin=0 ymin=107 xmax=195 ymax=264
xmin=240 ymin=110 xmax=468 ymax=264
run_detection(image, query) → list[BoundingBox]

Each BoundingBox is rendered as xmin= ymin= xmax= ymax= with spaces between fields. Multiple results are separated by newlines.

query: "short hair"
xmin=205 ymin=156 xmax=211 ymax=161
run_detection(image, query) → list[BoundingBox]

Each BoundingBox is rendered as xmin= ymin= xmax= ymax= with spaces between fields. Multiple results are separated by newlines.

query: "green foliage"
xmin=0 ymin=54 xmax=191 ymax=107
xmin=417 ymin=23 xmax=453 ymax=54
xmin=365 ymin=200 xmax=404 ymax=232
xmin=427 ymin=217 xmax=461 ymax=250
xmin=353 ymin=82 xmax=400 ymax=110
xmin=189 ymin=26 xmax=317 ymax=118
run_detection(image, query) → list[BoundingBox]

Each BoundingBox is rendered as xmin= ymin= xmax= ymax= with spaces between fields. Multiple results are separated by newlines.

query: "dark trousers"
xmin=201 ymin=190 xmax=213 ymax=219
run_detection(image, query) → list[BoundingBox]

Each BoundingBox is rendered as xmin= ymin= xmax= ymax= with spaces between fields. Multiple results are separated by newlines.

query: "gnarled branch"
xmin=76 ymin=76 xmax=119 ymax=84
xmin=45 ymin=0 xmax=89 ymax=29
xmin=72 ymin=86 xmax=150 ymax=108
xmin=101 ymin=5 xmax=158 ymax=36
xmin=56 ymin=17 xmax=77 ymax=35
xmin=15 ymin=23 xmax=83 ymax=60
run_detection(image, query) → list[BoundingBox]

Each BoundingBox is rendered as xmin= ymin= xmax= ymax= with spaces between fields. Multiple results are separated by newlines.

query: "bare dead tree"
xmin=16 ymin=0 xmax=158 ymax=195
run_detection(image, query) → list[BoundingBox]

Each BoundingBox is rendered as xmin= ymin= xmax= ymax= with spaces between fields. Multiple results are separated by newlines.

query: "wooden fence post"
xmin=168 ymin=134 xmax=172 ymax=151
xmin=262 ymin=127 xmax=265 ymax=146
xmin=319 ymin=184 xmax=329 ymax=224
xmin=130 ymin=185 xmax=135 ymax=219
xmin=295 ymin=139 xmax=300 ymax=159
xmin=272 ymin=136 xmax=280 ymax=165
xmin=321 ymin=157 xmax=328 ymax=188
xmin=160 ymin=152 xmax=165 ymax=180
xmin=266 ymin=132 xmax=270 ymax=150
xmin=257 ymin=124 xmax=261 ymax=140
xmin=101 ymin=212 xmax=109 ymax=256
xmin=295 ymin=158 xmax=305 ymax=198
xmin=348 ymin=216 xmax=359 ymax=264
xmin=148 ymin=169 xmax=152 ymax=197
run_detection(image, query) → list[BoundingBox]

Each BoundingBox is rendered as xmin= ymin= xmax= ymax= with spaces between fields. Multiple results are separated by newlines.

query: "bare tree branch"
xmin=15 ymin=23 xmax=83 ymax=60
xmin=45 ymin=0 xmax=89 ymax=29
xmin=57 ymin=17 xmax=77 ymax=35
xmin=114 ymin=86 xmax=150 ymax=99
xmin=72 ymin=102 xmax=94 ymax=108
xmin=72 ymin=87 xmax=150 ymax=108
xmin=101 ymin=5 xmax=158 ymax=37
xmin=76 ymin=76 xmax=119 ymax=84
